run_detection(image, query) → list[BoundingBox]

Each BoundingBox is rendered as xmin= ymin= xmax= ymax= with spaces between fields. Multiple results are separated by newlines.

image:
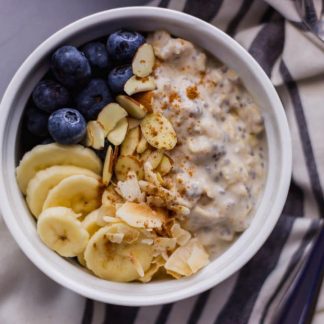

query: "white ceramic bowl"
xmin=0 ymin=7 xmax=292 ymax=306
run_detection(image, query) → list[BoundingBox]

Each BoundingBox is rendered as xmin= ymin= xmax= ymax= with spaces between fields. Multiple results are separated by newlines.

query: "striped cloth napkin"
xmin=1 ymin=0 xmax=324 ymax=323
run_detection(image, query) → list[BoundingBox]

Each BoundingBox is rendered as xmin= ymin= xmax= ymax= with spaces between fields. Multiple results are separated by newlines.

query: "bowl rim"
xmin=0 ymin=6 xmax=292 ymax=306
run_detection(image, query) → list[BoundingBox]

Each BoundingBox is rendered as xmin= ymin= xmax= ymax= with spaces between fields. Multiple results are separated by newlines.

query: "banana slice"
xmin=84 ymin=226 xmax=153 ymax=282
xmin=37 ymin=207 xmax=89 ymax=257
xmin=77 ymin=253 xmax=87 ymax=267
xmin=82 ymin=209 xmax=101 ymax=236
xmin=139 ymin=256 xmax=165 ymax=283
xmin=42 ymin=175 xmax=102 ymax=217
xmin=16 ymin=143 xmax=102 ymax=194
xmin=26 ymin=166 xmax=99 ymax=218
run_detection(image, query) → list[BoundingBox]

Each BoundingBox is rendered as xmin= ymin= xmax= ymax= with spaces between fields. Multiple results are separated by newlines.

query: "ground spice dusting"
xmin=186 ymin=85 xmax=199 ymax=100
xmin=169 ymin=92 xmax=180 ymax=103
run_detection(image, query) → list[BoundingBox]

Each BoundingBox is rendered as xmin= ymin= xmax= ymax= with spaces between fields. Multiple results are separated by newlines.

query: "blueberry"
xmin=48 ymin=108 xmax=86 ymax=144
xmin=75 ymin=79 xmax=113 ymax=120
xmin=26 ymin=107 xmax=49 ymax=137
xmin=107 ymin=65 xmax=133 ymax=93
xmin=51 ymin=46 xmax=91 ymax=88
xmin=32 ymin=79 xmax=70 ymax=113
xmin=81 ymin=42 xmax=112 ymax=71
xmin=107 ymin=30 xmax=145 ymax=63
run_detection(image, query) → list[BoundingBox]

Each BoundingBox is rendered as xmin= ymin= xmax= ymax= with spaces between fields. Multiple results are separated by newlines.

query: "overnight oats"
xmin=16 ymin=30 xmax=266 ymax=282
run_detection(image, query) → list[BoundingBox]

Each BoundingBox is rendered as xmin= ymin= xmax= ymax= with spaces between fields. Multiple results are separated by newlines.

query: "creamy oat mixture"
xmin=148 ymin=31 xmax=266 ymax=256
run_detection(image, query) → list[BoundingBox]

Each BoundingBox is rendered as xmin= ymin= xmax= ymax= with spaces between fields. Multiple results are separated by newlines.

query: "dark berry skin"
xmin=75 ymin=79 xmax=113 ymax=120
xmin=95 ymin=139 xmax=110 ymax=161
xmin=26 ymin=107 xmax=49 ymax=137
xmin=107 ymin=30 xmax=145 ymax=64
xmin=81 ymin=42 xmax=112 ymax=71
xmin=107 ymin=65 xmax=133 ymax=93
xmin=51 ymin=46 xmax=91 ymax=88
xmin=32 ymin=79 xmax=70 ymax=113
xmin=41 ymin=138 xmax=54 ymax=144
xmin=48 ymin=108 xmax=86 ymax=144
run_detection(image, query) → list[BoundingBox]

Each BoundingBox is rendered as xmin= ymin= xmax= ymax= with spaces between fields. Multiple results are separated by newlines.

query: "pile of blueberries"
xmin=26 ymin=30 xmax=145 ymax=146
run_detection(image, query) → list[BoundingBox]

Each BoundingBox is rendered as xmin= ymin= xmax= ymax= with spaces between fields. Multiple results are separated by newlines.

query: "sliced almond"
xmin=114 ymin=155 xmax=144 ymax=181
xmin=136 ymin=135 xmax=149 ymax=154
xmin=133 ymin=91 xmax=154 ymax=112
xmin=128 ymin=118 xmax=141 ymax=130
xmin=97 ymin=103 xmax=128 ymax=135
xmin=102 ymin=185 xmax=123 ymax=206
xmin=156 ymin=172 xmax=164 ymax=185
xmin=124 ymin=76 xmax=156 ymax=96
xmin=139 ymin=148 xmax=152 ymax=161
xmin=140 ymin=113 xmax=177 ymax=150
xmin=147 ymin=150 xmax=164 ymax=169
xmin=116 ymin=202 xmax=166 ymax=228
xmin=102 ymin=146 xmax=113 ymax=186
xmin=121 ymin=127 xmax=140 ymax=156
xmin=132 ymin=43 xmax=155 ymax=78
xmin=156 ymin=155 xmax=173 ymax=175
xmin=144 ymin=161 xmax=160 ymax=186
xmin=116 ymin=95 xmax=147 ymax=119
xmin=107 ymin=117 xmax=128 ymax=146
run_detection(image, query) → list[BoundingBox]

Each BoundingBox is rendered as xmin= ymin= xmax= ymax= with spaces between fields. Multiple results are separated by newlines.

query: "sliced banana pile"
xmin=16 ymin=42 xmax=210 ymax=282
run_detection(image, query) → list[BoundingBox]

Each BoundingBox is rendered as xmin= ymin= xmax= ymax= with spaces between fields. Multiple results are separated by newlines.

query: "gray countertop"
xmin=0 ymin=0 xmax=147 ymax=97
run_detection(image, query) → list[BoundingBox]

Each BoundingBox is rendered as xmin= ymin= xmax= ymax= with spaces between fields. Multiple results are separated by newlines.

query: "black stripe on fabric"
xmin=158 ymin=0 xmax=171 ymax=8
xmin=187 ymin=290 xmax=211 ymax=324
xmin=103 ymin=304 xmax=139 ymax=324
xmin=260 ymin=221 xmax=320 ymax=323
xmin=282 ymin=179 xmax=304 ymax=217
xmin=280 ymin=61 xmax=324 ymax=217
xmin=291 ymin=21 xmax=311 ymax=32
xmin=183 ymin=0 xmax=224 ymax=22
xmin=81 ymin=299 xmax=93 ymax=324
xmin=259 ymin=6 xmax=276 ymax=23
xmin=214 ymin=215 xmax=295 ymax=324
xmin=248 ymin=17 xmax=285 ymax=76
xmin=226 ymin=0 xmax=255 ymax=36
xmin=155 ymin=303 xmax=173 ymax=324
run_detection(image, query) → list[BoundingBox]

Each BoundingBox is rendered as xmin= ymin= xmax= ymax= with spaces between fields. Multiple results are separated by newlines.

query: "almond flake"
xmin=107 ymin=117 xmax=128 ymax=146
xmin=140 ymin=113 xmax=177 ymax=150
xmin=97 ymin=103 xmax=128 ymax=135
xmin=116 ymin=95 xmax=147 ymax=119
xmin=132 ymin=43 xmax=155 ymax=77
xmin=114 ymin=155 xmax=144 ymax=181
xmin=124 ymin=76 xmax=156 ymax=96
xmin=102 ymin=146 xmax=113 ymax=186
xmin=136 ymin=135 xmax=149 ymax=154
xmin=156 ymin=155 xmax=173 ymax=175
xmin=120 ymin=126 xmax=140 ymax=156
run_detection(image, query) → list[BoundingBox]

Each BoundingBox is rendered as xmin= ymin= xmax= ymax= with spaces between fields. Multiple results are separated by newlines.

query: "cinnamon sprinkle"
xmin=169 ymin=91 xmax=180 ymax=103
xmin=186 ymin=85 xmax=199 ymax=100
